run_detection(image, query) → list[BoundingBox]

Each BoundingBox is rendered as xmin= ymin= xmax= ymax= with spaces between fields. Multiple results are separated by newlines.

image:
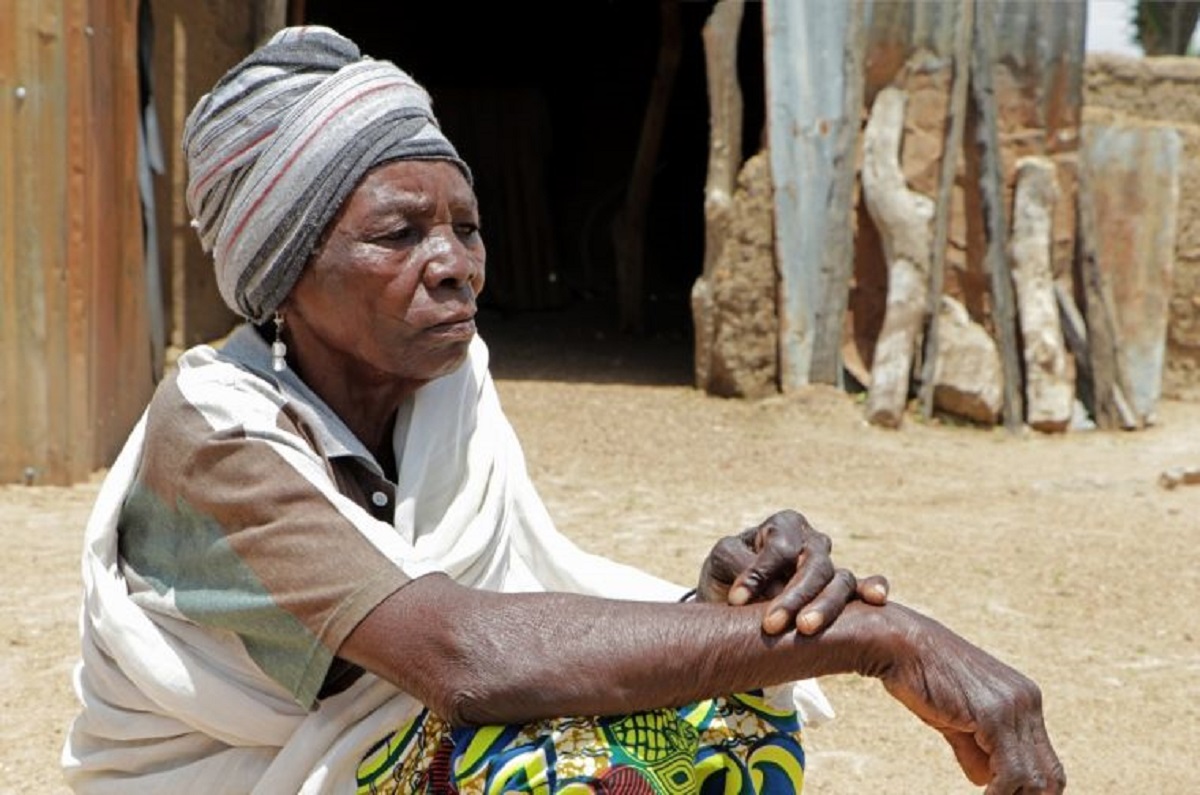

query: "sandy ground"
xmin=3 ymin=306 xmax=1198 ymax=793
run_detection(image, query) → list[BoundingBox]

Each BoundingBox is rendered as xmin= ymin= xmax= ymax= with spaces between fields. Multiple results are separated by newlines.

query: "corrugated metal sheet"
xmin=764 ymin=0 xmax=856 ymax=390
xmin=1 ymin=0 xmax=152 ymax=485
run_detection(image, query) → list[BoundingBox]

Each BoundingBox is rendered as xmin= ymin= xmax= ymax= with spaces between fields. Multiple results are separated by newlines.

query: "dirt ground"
xmin=2 ymin=305 xmax=1198 ymax=794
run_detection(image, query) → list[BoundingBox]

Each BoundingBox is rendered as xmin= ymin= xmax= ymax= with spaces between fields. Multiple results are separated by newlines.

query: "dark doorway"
xmin=302 ymin=2 xmax=764 ymax=376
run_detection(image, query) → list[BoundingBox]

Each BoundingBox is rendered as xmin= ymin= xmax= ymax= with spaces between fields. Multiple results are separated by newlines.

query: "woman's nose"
xmin=423 ymin=228 xmax=482 ymax=292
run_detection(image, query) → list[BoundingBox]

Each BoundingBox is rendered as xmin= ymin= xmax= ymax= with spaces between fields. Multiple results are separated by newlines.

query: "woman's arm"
xmin=343 ymin=572 xmax=853 ymax=723
xmin=340 ymin=573 xmax=1064 ymax=791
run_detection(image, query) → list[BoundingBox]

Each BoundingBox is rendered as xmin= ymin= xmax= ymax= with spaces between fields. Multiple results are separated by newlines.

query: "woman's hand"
xmin=873 ymin=604 xmax=1066 ymax=794
xmin=696 ymin=509 xmax=889 ymax=635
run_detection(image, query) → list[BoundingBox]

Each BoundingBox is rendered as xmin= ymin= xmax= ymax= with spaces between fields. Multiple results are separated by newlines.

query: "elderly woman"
xmin=62 ymin=26 xmax=1063 ymax=795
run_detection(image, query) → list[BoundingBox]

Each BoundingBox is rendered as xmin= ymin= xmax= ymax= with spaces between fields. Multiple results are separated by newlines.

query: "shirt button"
xmin=371 ymin=491 xmax=388 ymax=507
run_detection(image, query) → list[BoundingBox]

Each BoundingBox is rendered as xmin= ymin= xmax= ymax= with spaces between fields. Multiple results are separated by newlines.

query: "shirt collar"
xmin=217 ymin=323 xmax=382 ymax=472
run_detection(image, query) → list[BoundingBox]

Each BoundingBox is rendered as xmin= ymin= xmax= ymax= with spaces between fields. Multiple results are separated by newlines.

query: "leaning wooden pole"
xmin=612 ymin=0 xmax=682 ymax=335
xmin=1010 ymin=157 xmax=1072 ymax=432
xmin=918 ymin=0 xmax=973 ymax=419
xmin=861 ymin=87 xmax=935 ymax=429
xmin=692 ymin=0 xmax=745 ymax=391
xmin=968 ymin=0 xmax=1024 ymax=432
xmin=1075 ymin=141 xmax=1140 ymax=430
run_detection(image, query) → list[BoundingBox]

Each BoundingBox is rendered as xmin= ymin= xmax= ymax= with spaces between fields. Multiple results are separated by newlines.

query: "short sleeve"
xmin=118 ymin=362 xmax=411 ymax=709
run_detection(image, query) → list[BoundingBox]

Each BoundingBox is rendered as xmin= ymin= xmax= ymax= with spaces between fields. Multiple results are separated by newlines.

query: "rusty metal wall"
xmin=1 ymin=0 xmax=152 ymax=485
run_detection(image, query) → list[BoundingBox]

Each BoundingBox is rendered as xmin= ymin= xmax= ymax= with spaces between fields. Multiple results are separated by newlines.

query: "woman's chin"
xmin=416 ymin=340 xmax=474 ymax=382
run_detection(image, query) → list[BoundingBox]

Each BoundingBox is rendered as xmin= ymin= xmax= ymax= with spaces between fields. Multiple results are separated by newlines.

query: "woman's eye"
xmin=377 ymin=226 xmax=417 ymax=244
xmin=454 ymin=223 xmax=480 ymax=239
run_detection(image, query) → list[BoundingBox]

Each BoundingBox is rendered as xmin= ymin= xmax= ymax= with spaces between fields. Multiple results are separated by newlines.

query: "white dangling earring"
xmin=272 ymin=311 xmax=288 ymax=372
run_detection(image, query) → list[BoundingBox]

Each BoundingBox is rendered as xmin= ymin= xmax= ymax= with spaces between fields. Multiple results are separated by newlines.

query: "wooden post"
xmin=3 ymin=0 xmax=71 ymax=482
xmin=612 ymin=0 xmax=681 ymax=335
xmin=918 ymin=0 xmax=973 ymax=419
xmin=692 ymin=0 xmax=744 ymax=391
xmin=253 ymin=0 xmax=288 ymax=45
xmin=152 ymin=2 xmax=248 ymax=352
xmin=1076 ymin=167 xmax=1137 ymax=430
xmin=1010 ymin=156 xmax=1072 ymax=432
xmin=82 ymin=0 xmax=154 ymax=470
xmin=968 ymin=0 xmax=1024 ymax=432
xmin=861 ymin=87 xmax=935 ymax=429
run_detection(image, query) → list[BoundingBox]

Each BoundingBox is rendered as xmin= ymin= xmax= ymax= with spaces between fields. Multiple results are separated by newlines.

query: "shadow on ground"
xmin=478 ymin=298 xmax=695 ymax=387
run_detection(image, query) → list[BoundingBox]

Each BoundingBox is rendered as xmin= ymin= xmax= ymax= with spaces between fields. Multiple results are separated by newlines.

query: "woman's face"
xmin=285 ymin=159 xmax=486 ymax=389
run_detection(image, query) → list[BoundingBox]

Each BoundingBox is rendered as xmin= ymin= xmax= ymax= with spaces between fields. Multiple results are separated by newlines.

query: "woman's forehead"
xmin=354 ymin=160 xmax=477 ymax=212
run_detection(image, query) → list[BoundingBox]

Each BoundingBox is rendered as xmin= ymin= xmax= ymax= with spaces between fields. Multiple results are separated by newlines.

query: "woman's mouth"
xmin=431 ymin=315 xmax=477 ymax=339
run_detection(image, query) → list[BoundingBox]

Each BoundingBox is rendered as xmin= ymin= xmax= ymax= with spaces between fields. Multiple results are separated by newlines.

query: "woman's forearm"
xmin=342 ymin=572 xmax=912 ymax=725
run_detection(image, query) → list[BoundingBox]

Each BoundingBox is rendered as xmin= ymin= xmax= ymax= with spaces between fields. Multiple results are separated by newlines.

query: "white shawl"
xmin=62 ymin=336 xmax=832 ymax=793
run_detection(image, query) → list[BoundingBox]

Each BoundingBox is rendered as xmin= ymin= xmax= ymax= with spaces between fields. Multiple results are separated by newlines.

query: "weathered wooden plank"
xmin=41 ymin=2 xmax=77 ymax=480
xmin=692 ymin=0 xmax=744 ymax=391
xmin=862 ymin=87 xmax=934 ymax=428
xmin=918 ymin=0 xmax=973 ymax=420
xmin=1076 ymin=144 xmax=1138 ymax=431
xmin=1010 ymin=156 xmax=1072 ymax=432
xmin=85 ymin=0 xmax=123 ymax=473
xmin=152 ymin=1 xmax=246 ymax=350
xmin=764 ymin=0 xmax=853 ymax=390
xmin=1082 ymin=123 xmax=1181 ymax=426
xmin=969 ymin=0 xmax=1024 ymax=432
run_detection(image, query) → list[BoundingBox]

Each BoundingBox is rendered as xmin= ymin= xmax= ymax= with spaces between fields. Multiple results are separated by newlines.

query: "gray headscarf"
xmin=182 ymin=25 xmax=471 ymax=323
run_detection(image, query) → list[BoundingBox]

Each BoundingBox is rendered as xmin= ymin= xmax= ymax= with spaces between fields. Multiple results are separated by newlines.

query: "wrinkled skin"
xmin=289 ymin=158 xmax=1066 ymax=794
xmin=876 ymin=605 xmax=1067 ymax=794
xmin=283 ymin=159 xmax=485 ymax=460
xmin=698 ymin=509 xmax=890 ymax=635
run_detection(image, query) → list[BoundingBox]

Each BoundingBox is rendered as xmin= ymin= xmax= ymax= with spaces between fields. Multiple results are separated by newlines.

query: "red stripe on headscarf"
xmin=192 ymin=129 xmax=275 ymax=196
xmin=224 ymin=79 xmax=411 ymax=250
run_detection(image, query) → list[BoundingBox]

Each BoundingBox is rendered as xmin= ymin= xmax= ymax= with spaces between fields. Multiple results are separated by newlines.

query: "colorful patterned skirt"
xmin=356 ymin=691 xmax=805 ymax=794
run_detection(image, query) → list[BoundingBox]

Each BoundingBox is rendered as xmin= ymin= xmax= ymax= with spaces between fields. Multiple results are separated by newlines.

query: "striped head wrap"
xmin=182 ymin=26 xmax=471 ymax=323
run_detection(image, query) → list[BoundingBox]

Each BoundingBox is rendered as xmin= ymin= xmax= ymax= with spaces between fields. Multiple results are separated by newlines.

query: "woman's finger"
xmin=727 ymin=518 xmax=812 ymax=605
xmin=762 ymin=563 xmax=850 ymax=635
xmin=857 ymin=574 xmax=890 ymax=605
